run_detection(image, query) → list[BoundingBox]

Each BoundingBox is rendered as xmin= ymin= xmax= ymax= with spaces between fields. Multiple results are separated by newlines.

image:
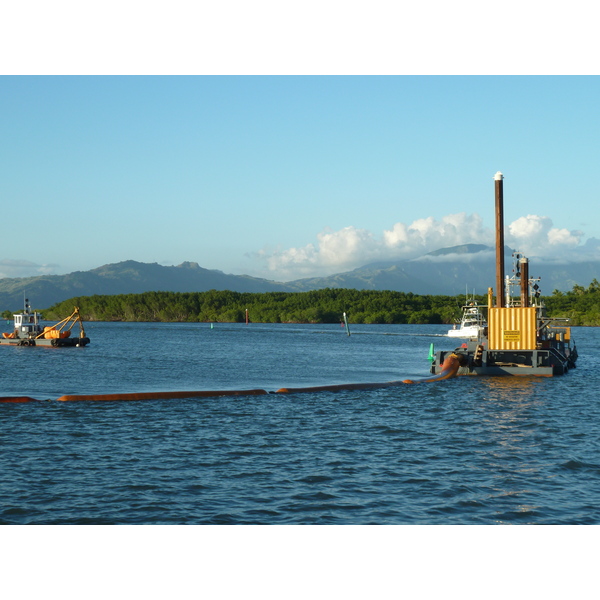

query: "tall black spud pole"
xmin=494 ymin=171 xmax=505 ymax=308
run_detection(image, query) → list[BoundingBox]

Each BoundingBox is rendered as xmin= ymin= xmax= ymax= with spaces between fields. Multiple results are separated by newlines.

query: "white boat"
xmin=447 ymin=302 xmax=486 ymax=338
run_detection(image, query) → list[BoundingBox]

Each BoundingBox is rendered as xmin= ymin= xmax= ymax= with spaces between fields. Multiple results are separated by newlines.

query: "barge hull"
xmin=0 ymin=337 xmax=90 ymax=347
xmin=431 ymin=343 xmax=576 ymax=378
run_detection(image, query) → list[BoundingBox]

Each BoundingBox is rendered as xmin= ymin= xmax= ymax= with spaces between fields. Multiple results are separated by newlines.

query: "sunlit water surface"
xmin=2 ymin=322 xmax=599 ymax=524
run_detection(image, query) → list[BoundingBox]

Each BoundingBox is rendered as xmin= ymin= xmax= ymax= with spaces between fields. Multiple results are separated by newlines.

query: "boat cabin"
xmin=13 ymin=309 xmax=43 ymax=336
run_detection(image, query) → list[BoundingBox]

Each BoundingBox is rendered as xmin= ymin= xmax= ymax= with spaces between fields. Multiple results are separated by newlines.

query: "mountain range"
xmin=1 ymin=245 xmax=598 ymax=310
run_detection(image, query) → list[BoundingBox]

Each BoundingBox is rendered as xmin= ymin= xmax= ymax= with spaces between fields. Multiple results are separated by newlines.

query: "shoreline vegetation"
xmin=9 ymin=281 xmax=597 ymax=326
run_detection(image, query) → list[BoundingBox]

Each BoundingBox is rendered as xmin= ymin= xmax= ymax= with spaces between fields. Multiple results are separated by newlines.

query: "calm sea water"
xmin=2 ymin=321 xmax=599 ymax=525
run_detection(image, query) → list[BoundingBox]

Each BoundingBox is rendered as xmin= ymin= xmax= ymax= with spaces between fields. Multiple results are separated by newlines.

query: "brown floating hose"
xmin=3 ymin=358 xmax=463 ymax=404
xmin=0 ymin=396 xmax=41 ymax=403
xmin=275 ymin=355 xmax=464 ymax=393
xmin=275 ymin=380 xmax=407 ymax=394
xmin=402 ymin=353 xmax=464 ymax=384
xmin=56 ymin=389 xmax=269 ymax=402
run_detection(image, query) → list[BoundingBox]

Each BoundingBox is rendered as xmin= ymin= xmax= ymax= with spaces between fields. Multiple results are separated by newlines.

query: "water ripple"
xmin=2 ymin=323 xmax=600 ymax=524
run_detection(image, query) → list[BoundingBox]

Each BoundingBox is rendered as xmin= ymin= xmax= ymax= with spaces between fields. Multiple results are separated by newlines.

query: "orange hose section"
xmin=276 ymin=354 xmax=462 ymax=392
xmin=57 ymin=389 xmax=268 ymax=402
xmin=0 ymin=397 xmax=40 ymax=403
xmin=402 ymin=354 xmax=461 ymax=384
xmin=276 ymin=381 xmax=407 ymax=394
xmin=3 ymin=358 xmax=462 ymax=404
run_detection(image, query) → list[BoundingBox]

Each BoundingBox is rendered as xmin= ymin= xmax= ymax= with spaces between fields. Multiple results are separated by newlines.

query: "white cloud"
xmin=547 ymin=228 xmax=582 ymax=247
xmin=257 ymin=212 xmax=589 ymax=280
xmin=507 ymin=214 xmax=583 ymax=257
xmin=384 ymin=213 xmax=489 ymax=254
xmin=261 ymin=226 xmax=383 ymax=278
xmin=0 ymin=259 xmax=60 ymax=279
xmin=571 ymin=237 xmax=600 ymax=261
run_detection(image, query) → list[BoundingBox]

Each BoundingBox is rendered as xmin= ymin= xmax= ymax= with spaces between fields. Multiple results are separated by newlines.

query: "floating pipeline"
xmin=0 ymin=390 xmax=268 ymax=403
xmin=276 ymin=352 xmax=464 ymax=392
xmin=56 ymin=389 xmax=269 ymax=402
xmin=275 ymin=381 xmax=406 ymax=394
xmin=0 ymin=355 xmax=465 ymax=404
xmin=402 ymin=352 xmax=466 ymax=384
xmin=0 ymin=396 xmax=42 ymax=403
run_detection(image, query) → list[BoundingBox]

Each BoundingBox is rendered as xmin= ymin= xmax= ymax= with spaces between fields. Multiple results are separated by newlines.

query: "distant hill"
xmin=0 ymin=261 xmax=290 ymax=310
xmin=289 ymin=244 xmax=502 ymax=295
xmin=1 ymin=247 xmax=598 ymax=310
xmin=292 ymin=245 xmax=600 ymax=296
xmin=286 ymin=263 xmax=442 ymax=295
xmin=427 ymin=243 xmax=490 ymax=257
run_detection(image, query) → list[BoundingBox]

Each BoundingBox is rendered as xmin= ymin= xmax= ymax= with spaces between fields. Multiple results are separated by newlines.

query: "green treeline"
xmin=42 ymin=289 xmax=460 ymax=324
xmin=545 ymin=279 xmax=600 ymax=326
xmin=36 ymin=280 xmax=600 ymax=325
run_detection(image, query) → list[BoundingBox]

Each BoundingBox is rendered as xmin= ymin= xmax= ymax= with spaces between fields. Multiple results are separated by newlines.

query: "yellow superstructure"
xmin=488 ymin=307 xmax=537 ymax=351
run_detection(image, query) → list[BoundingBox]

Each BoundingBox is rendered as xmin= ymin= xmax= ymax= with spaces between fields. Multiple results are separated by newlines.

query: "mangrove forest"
xmin=22 ymin=280 xmax=600 ymax=326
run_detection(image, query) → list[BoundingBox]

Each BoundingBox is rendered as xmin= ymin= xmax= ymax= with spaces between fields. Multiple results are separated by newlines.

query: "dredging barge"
xmin=1 ymin=299 xmax=90 ymax=347
xmin=430 ymin=172 xmax=578 ymax=377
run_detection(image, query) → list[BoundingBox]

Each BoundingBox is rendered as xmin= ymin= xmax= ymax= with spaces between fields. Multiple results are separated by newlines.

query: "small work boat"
xmin=447 ymin=302 xmax=487 ymax=339
xmin=1 ymin=299 xmax=90 ymax=347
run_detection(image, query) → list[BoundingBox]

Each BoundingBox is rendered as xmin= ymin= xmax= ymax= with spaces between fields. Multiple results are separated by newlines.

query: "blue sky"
xmin=2 ymin=76 xmax=600 ymax=281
